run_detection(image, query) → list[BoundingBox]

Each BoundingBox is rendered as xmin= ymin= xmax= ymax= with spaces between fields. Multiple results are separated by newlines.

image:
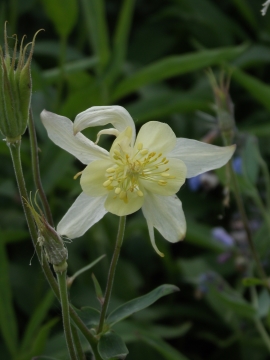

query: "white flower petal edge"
xmin=142 ymin=192 xmax=186 ymax=256
xmin=57 ymin=192 xmax=108 ymax=238
xmin=168 ymin=138 xmax=236 ymax=178
xmin=41 ymin=110 xmax=109 ymax=165
xmin=74 ymin=106 xmax=136 ymax=144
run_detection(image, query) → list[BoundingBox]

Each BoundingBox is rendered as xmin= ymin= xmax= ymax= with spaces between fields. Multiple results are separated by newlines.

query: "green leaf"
xmin=41 ymin=0 xmax=78 ymax=38
xmin=231 ymin=67 xmax=270 ymax=112
xmin=98 ymin=331 xmax=128 ymax=360
xmin=81 ymin=0 xmax=110 ymax=73
xmin=127 ymin=91 xmax=211 ymax=123
xmin=107 ymin=284 xmax=179 ymax=326
xmin=112 ymin=45 xmax=246 ymax=100
xmin=92 ymin=273 xmax=104 ymax=303
xmin=241 ymin=136 xmax=260 ymax=185
xmin=0 ymin=242 xmax=18 ymax=356
xmin=140 ymin=333 xmax=190 ymax=360
xmin=20 ymin=291 xmax=55 ymax=352
xmin=105 ymin=0 xmax=136 ymax=85
xmin=242 ymin=278 xmax=267 ymax=288
xmin=18 ymin=318 xmax=58 ymax=360
xmin=75 ymin=306 xmax=100 ymax=328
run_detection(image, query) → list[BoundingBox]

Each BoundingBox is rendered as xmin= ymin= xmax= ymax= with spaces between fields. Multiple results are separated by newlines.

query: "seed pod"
xmin=0 ymin=23 xmax=42 ymax=141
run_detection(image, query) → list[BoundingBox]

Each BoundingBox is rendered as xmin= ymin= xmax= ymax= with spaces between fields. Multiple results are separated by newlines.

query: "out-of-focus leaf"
xmin=233 ymin=45 xmax=270 ymax=69
xmin=241 ymin=136 xmax=260 ymax=185
xmin=2 ymin=229 xmax=29 ymax=244
xmin=41 ymin=0 xmax=78 ymax=38
xmin=242 ymin=278 xmax=267 ymax=288
xmin=98 ymin=331 xmax=128 ymax=360
xmin=257 ymin=289 xmax=270 ymax=318
xmin=20 ymin=291 xmax=55 ymax=352
xmin=105 ymin=0 xmax=135 ymax=84
xmin=81 ymin=0 xmax=110 ymax=72
xmin=140 ymin=333 xmax=190 ymax=360
xmin=43 ymin=57 xmax=98 ymax=82
xmin=232 ymin=0 xmax=258 ymax=30
xmin=0 ymin=242 xmax=18 ymax=357
xmin=127 ymin=92 xmax=211 ymax=123
xmin=74 ymin=306 xmax=100 ymax=328
xmin=205 ymin=272 xmax=256 ymax=320
xmin=112 ymin=45 xmax=246 ymax=100
xmin=231 ymin=68 xmax=270 ymax=111
xmin=18 ymin=318 xmax=58 ymax=360
xmin=107 ymin=284 xmax=179 ymax=326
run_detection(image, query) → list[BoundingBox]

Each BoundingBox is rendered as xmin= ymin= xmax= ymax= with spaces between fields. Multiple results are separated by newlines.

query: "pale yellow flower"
xmin=41 ymin=106 xmax=235 ymax=256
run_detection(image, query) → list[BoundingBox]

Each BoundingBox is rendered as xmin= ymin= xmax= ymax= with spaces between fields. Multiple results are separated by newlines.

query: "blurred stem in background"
xmin=209 ymin=70 xmax=270 ymax=287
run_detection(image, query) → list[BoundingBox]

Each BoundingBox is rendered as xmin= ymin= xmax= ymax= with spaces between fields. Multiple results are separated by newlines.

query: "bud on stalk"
xmin=0 ymin=23 xmax=41 ymax=142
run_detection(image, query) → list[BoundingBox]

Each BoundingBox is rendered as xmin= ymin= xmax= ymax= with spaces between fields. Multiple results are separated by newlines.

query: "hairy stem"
xmin=57 ymin=268 xmax=78 ymax=360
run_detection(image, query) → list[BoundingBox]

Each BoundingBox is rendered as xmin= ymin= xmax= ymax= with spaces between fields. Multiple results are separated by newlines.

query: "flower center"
xmin=102 ymin=142 xmax=175 ymax=203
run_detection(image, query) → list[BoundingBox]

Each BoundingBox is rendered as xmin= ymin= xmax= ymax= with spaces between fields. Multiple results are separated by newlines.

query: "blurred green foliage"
xmin=1 ymin=0 xmax=270 ymax=359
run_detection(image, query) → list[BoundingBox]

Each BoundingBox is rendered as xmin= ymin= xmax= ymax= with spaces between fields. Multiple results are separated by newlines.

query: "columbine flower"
xmin=41 ymin=106 xmax=235 ymax=256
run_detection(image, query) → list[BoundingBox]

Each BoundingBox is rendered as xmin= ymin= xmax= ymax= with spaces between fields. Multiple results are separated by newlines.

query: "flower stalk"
xmin=55 ymin=266 xmax=78 ymax=360
xmin=97 ymin=216 xmax=126 ymax=334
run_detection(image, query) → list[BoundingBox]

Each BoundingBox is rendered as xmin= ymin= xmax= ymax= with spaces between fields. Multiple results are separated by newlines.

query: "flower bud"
xmin=0 ymin=23 xmax=41 ymax=141
xmin=25 ymin=193 xmax=68 ymax=267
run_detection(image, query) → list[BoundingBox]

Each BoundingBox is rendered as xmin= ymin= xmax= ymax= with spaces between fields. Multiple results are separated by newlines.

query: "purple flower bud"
xmin=188 ymin=175 xmax=202 ymax=191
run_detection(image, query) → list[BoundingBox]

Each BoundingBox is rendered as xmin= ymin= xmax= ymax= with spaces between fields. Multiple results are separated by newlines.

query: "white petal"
xmin=145 ymin=219 xmax=165 ymax=257
xmin=142 ymin=193 xmax=186 ymax=243
xmin=168 ymin=138 xmax=236 ymax=178
xmin=41 ymin=110 xmax=109 ymax=164
xmin=57 ymin=192 xmax=107 ymax=238
xmin=135 ymin=121 xmax=176 ymax=155
xmin=74 ymin=106 xmax=136 ymax=145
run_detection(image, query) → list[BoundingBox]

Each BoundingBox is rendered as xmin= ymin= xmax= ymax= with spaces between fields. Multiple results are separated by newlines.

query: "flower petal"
xmin=145 ymin=220 xmax=165 ymax=257
xmin=142 ymin=193 xmax=186 ymax=243
xmin=74 ymin=106 xmax=136 ymax=144
xmin=168 ymin=138 xmax=236 ymax=178
xmin=135 ymin=121 xmax=176 ymax=155
xmin=105 ymin=189 xmax=145 ymax=216
xmin=81 ymin=159 xmax=114 ymax=197
xmin=57 ymin=192 xmax=107 ymax=238
xmin=140 ymin=158 xmax=187 ymax=196
xmin=41 ymin=110 xmax=109 ymax=164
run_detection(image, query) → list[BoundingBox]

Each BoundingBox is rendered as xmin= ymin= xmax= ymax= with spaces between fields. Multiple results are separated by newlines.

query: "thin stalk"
xmin=8 ymin=139 xmax=101 ymax=359
xmin=28 ymin=110 xmax=54 ymax=226
xmin=229 ymin=161 xmax=269 ymax=286
xmin=57 ymin=269 xmax=78 ymax=360
xmin=97 ymin=216 xmax=126 ymax=334
xmin=72 ymin=325 xmax=86 ymax=360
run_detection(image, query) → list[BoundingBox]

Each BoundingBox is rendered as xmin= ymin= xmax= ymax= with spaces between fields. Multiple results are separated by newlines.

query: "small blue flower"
xmin=232 ymin=157 xmax=242 ymax=175
xmin=212 ymin=227 xmax=234 ymax=247
xmin=187 ymin=175 xmax=202 ymax=191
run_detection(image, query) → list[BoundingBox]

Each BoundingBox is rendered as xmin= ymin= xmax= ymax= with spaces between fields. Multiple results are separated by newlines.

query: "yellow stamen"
xmin=103 ymin=179 xmax=112 ymax=187
xmin=115 ymin=187 xmax=121 ymax=194
xmin=137 ymin=142 xmax=143 ymax=150
xmin=137 ymin=190 xmax=144 ymax=197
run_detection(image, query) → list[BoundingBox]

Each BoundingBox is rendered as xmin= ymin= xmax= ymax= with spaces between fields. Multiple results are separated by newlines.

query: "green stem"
xmin=57 ymin=268 xmax=78 ymax=360
xmin=8 ymin=139 xmax=101 ymax=359
xmin=72 ymin=325 xmax=86 ymax=360
xmin=97 ymin=216 xmax=126 ymax=334
xmin=28 ymin=110 xmax=54 ymax=226
xmin=228 ymin=161 xmax=269 ymax=286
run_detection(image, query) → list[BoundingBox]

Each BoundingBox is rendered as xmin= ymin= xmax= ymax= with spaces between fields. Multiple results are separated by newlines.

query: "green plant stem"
xmin=72 ymin=325 xmax=86 ymax=360
xmin=8 ymin=139 xmax=102 ymax=360
xmin=28 ymin=110 xmax=54 ymax=226
xmin=57 ymin=269 xmax=78 ymax=360
xmin=97 ymin=216 xmax=126 ymax=334
xmin=228 ymin=161 xmax=269 ymax=286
